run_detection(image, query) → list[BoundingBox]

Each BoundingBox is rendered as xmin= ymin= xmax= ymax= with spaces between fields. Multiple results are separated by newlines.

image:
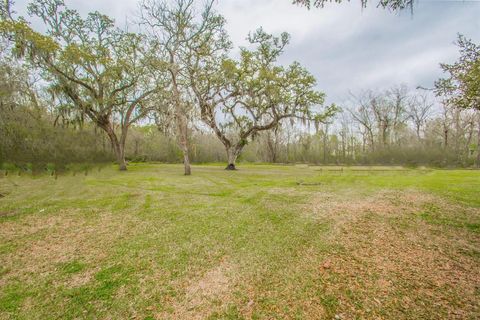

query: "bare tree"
xmin=407 ymin=92 xmax=433 ymax=140
xmin=439 ymin=103 xmax=452 ymax=150
xmin=387 ymin=85 xmax=409 ymax=145
xmin=293 ymin=0 xmax=414 ymax=11
xmin=265 ymin=126 xmax=282 ymax=163
xmin=348 ymin=91 xmax=376 ymax=151
xmin=139 ymin=0 xmax=223 ymax=175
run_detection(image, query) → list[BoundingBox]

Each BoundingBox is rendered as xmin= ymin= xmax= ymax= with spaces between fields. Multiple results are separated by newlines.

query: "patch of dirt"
xmin=67 ymin=267 xmax=99 ymax=288
xmin=309 ymin=189 xmax=435 ymax=217
xmin=307 ymin=189 xmax=480 ymax=319
xmin=160 ymin=259 xmax=237 ymax=319
xmin=0 ymin=210 xmax=141 ymax=284
xmin=186 ymin=261 xmax=233 ymax=304
xmin=307 ymin=189 xmax=437 ymax=235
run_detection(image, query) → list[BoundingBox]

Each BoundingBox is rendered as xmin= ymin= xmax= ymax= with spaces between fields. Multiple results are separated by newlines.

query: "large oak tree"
xmin=1 ymin=0 xmax=162 ymax=170
xmin=190 ymin=28 xmax=336 ymax=170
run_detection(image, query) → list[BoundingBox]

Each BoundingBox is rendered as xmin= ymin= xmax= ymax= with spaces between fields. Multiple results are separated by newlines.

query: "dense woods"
xmin=0 ymin=0 xmax=479 ymax=173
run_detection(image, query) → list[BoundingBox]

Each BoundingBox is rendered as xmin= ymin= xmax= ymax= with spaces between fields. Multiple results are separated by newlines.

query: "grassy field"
xmin=0 ymin=164 xmax=479 ymax=319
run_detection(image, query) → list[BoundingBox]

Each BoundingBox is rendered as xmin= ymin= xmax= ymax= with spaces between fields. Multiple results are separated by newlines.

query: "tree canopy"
xmin=139 ymin=0 xmax=230 ymax=174
xmin=1 ymin=0 xmax=163 ymax=170
xmin=435 ymin=35 xmax=480 ymax=111
xmin=190 ymin=28 xmax=336 ymax=169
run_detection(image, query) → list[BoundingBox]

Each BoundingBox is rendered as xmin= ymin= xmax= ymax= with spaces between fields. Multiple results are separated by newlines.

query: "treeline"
xmin=122 ymin=86 xmax=479 ymax=167
xmin=0 ymin=0 xmax=478 ymax=173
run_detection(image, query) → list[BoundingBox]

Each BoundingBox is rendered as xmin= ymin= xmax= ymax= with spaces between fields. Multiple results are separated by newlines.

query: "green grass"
xmin=0 ymin=164 xmax=479 ymax=319
xmin=59 ymin=260 xmax=87 ymax=275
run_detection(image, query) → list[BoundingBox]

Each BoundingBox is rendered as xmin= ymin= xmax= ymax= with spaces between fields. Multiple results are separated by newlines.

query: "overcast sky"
xmin=14 ymin=0 xmax=480 ymax=105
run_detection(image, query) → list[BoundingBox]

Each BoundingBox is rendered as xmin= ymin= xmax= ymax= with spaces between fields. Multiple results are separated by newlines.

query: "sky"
xmin=13 ymin=0 xmax=480 ymax=105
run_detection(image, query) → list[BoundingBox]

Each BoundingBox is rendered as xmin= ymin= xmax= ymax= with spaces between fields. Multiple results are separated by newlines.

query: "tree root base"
xmin=225 ymin=164 xmax=236 ymax=170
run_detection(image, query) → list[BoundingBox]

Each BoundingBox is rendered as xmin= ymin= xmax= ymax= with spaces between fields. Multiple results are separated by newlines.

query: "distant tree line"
xmin=0 ymin=52 xmax=113 ymax=173
xmin=121 ymin=84 xmax=479 ymax=167
xmin=292 ymin=0 xmax=414 ymax=11
xmin=0 ymin=0 xmax=478 ymax=174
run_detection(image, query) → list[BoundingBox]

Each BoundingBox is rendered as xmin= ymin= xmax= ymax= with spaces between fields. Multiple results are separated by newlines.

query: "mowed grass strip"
xmin=0 ymin=164 xmax=479 ymax=319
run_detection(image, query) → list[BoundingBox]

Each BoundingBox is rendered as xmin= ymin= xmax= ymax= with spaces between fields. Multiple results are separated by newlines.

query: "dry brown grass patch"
xmin=158 ymin=259 xmax=237 ymax=319
xmin=0 ymin=210 xmax=142 ymax=285
xmin=308 ymin=189 xmax=480 ymax=319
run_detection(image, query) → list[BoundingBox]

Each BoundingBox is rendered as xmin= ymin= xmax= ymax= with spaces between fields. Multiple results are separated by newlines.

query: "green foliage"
xmin=435 ymin=35 xmax=480 ymax=111
xmin=191 ymin=26 xmax=335 ymax=165
xmin=0 ymin=19 xmax=59 ymax=57
xmin=220 ymin=28 xmax=330 ymax=131
xmin=0 ymin=106 xmax=113 ymax=167
xmin=1 ymin=0 xmax=163 ymax=170
xmin=0 ymin=60 xmax=112 ymax=169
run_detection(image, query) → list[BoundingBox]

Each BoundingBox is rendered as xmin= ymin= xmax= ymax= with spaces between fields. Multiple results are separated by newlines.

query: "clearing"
xmin=0 ymin=164 xmax=479 ymax=319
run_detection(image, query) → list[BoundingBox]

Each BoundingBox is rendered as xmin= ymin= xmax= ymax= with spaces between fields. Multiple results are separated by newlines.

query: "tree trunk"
xmin=118 ymin=152 xmax=127 ymax=171
xmin=112 ymin=138 xmax=127 ymax=171
xmin=266 ymin=131 xmax=277 ymax=163
xmin=368 ymin=129 xmax=375 ymax=152
xmin=323 ymin=123 xmax=329 ymax=164
xmin=225 ymin=147 xmax=239 ymax=170
xmin=381 ymin=124 xmax=388 ymax=148
xmin=465 ymin=120 xmax=474 ymax=161
xmin=170 ymin=60 xmax=191 ymax=176
xmin=183 ymin=147 xmax=191 ymax=175
xmin=454 ymin=109 xmax=461 ymax=155
xmin=443 ymin=128 xmax=449 ymax=149
xmin=176 ymin=112 xmax=191 ymax=176
xmin=105 ymin=125 xmax=127 ymax=171
xmin=178 ymin=114 xmax=191 ymax=176
xmin=134 ymin=140 xmax=139 ymax=157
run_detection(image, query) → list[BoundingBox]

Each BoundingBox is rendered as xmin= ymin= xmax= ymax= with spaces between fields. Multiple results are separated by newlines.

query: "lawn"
xmin=0 ymin=164 xmax=479 ymax=319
